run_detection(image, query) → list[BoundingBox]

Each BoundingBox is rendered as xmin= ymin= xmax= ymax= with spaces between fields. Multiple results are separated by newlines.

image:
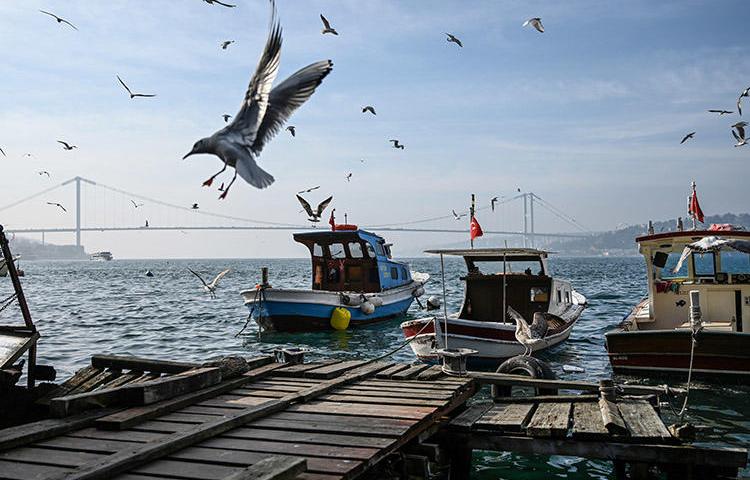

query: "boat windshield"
xmin=472 ymin=259 xmax=544 ymax=276
xmin=721 ymin=250 xmax=750 ymax=274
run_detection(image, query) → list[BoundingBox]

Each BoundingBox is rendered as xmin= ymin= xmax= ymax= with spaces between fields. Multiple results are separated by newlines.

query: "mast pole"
xmin=470 ymin=194 xmax=475 ymax=249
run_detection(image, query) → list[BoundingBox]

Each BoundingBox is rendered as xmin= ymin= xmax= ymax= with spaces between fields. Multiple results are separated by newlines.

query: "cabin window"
xmin=556 ymin=290 xmax=562 ymax=303
xmin=312 ymin=244 xmax=324 ymax=257
xmin=365 ymin=243 xmax=376 ymax=258
xmin=390 ymin=267 xmax=399 ymax=280
xmin=473 ymin=260 xmax=543 ymax=275
xmin=564 ymin=291 xmax=570 ymax=303
xmin=330 ymin=243 xmax=346 ymax=259
xmin=372 ymin=242 xmax=385 ymax=257
xmin=384 ymin=244 xmax=393 ymax=259
xmin=530 ymin=287 xmax=549 ymax=303
xmin=659 ymin=252 xmax=688 ymax=279
xmin=720 ymin=251 xmax=750 ymax=274
xmin=401 ymin=267 xmax=408 ymax=280
xmin=348 ymin=242 xmax=364 ymax=258
xmin=692 ymin=252 xmax=715 ymax=277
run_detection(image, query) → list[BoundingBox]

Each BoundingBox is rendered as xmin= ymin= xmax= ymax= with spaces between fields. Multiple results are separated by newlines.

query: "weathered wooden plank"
xmin=234 ymin=384 xmax=308 ymax=393
xmin=248 ymin=414 xmax=413 ymax=437
xmin=98 ymin=371 xmax=143 ymax=390
xmin=599 ymin=397 xmax=628 ymax=436
xmin=374 ymin=363 xmax=411 ymax=379
xmin=129 ymin=420 xmax=194 ymax=434
xmin=199 ymin=396 xmax=281 ymax=409
xmin=37 ymin=366 xmax=102 ymax=405
xmin=618 ymin=400 xmax=673 ymax=443
xmin=91 ymin=355 xmax=198 ymax=374
xmin=244 ymin=356 xmax=275 ymax=371
xmin=224 ymin=427 xmax=394 ymax=449
xmin=272 ymin=361 xmax=338 ymax=378
xmin=36 ymin=435 xmax=142 ymax=454
xmin=181 ymin=405 xmax=245 ymax=416
xmin=69 ymin=428 xmax=161 ymax=444
xmin=331 ymin=387 xmax=453 ymax=399
xmin=121 ymin=372 xmax=161 ymax=386
xmin=475 ymin=403 xmax=535 ymax=432
xmin=221 ymin=390 xmax=288 ymax=399
xmin=157 ymin=412 xmax=220 ymax=423
xmin=493 ymin=394 xmax=598 ymax=403
xmin=0 ymin=446 xmax=104 ymax=467
xmin=357 ymin=379 xmax=466 ymax=391
xmin=200 ymin=436 xmax=379 ymax=460
xmin=132 ymin=458 xmax=243 ymax=480
xmin=281 ymin=362 xmax=394 ymax=403
xmin=571 ymin=401 xmax=610 ymax=440
xmin=288 ymin=401 xmax=436 ymax=420
xmin=319 ymin=394 xmax=444 ymax=407
xmin=449 ymin=403 xmax=493 ymax=431
xmin=70 ymin=369 xmax=122 ymax=395
xmin=391 ymin=364 xmax=431 ymax=380
xmin=416 ymin=365 xmax=444 ymax=381
xmin=525 ymin=402 xmax=571 ymax=438
xmin=0 ymin=459 xmax=70 ymax=480
xmin=222 ymin=456 xmax=306 ymax=480
xmin=303 ymin=360 xmax=367 ymax=379
xmin=0 ymin=408 xmax=119 ymax=451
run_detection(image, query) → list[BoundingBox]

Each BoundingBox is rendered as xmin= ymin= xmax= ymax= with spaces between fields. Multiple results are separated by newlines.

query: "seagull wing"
xmin=455 ymin=38 xmax=463 ymax=47
xmin=39 ymin=10 xmax=57 ymax=20
xmin=131 ymin=200 xmax=137 ymax=207
xmin=57 ymin=141 xmax=70 ymax=149
xmin=116 ymin=75 xmax=133 ymax=96
xmin=316 ymin=195 xmax=333 ymax=217
xmin=59 ymin=18 xmax=78 ymax=30
xmin=0 ymin=147 xmax=5 ymax=156
xmin=320 ymin=14 xmax=332 ymax=29
xmin=296 ymin=195 xmax=315 ymax=217
xmin=738 ymin=97 xmax=743 ymax=116
xmin=188 ymin=268 xmax=210 ymax=289
xmin=59 ymin=204 xmax=67 ymax=212
xmin=506 ymin=306 xmax=531 ymax=336
xmin=732 ymin=129 xmax=740 ymax=141
xmin=251 ymin=59 xmax=333 ymax=155
xmin=530 ymin=313 xmax=549 ymax=339
xmin=737 ymin=125 xmax=746 ymax=139
xmin=213 ymin=0 xmax=236 ymax=7
xmin=209 ymin=269 xmax=231 ymax=288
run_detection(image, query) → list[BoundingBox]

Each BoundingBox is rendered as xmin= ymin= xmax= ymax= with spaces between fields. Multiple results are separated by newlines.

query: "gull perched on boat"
xmin=362 ymin=106 xmax=376 ymax=115
xmin=297 ymin=195 xmax=333 ymax=222
xmin=320 ymin=14 xmax=338 ymax=35
xmin=183 ymin=0 xmax=333 ymax=198
xmin=738 ymin=86 xmax=749 ymax=116
xmin=188 ymin=268 xmax=231 ymax=299
xmin=680 ymin=132 xmax=695 ymax=144
xmin=389 ymin=139 xmax=404 ymax=149
xmin=708 ymin=109 xmax=733 ymax=116
xmin=507 ymin=306 xmax=548 ymax=356
xmin=445 ymin=33 xmax=463 ymax=47
xmin=39 ymin=10 xmax=77 ymax=30
xmin=732 ymin=121 xmax=747 ymax=147
xmin=522 ymin=18 xmax=544 ymax=33
xmin=57 ymin=140 xmax=77 ymax=151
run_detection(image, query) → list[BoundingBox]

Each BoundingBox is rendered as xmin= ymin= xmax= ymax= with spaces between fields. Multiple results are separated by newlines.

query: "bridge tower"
xmin=60 ymin=176 xmax=95 ymax=248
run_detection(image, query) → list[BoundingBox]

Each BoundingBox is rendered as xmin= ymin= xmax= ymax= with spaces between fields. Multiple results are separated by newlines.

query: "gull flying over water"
xmin=47 ymin=202 xmax=66 ymax=213
xmin=38 ymin=171 xmax=50 ymax=178
xmin=222 ymin=114 xmax=232 ymax=123
xmin=203 ymin=0 xmax=235 ymax=7
xmin=188 ymin=268 xmax=231 ymax=299
xmin=298 ymin=185 xmax=320 ymax=194
xmin=117 ymin=75 xmax=156 ymax=99
xmin=708 ymin=109 xmax=733 ymax=116
xmin=183 ymin=0 xmax=333 ymax=198
xmin=191 ymin=203 xmax=200 ymax=210
xmin=286 ymin=125 xmax=296 ymax=137
xmin=445 ymin=33 xmax=462 ymax=47
xmin=680 ymin=132 xmax=695 ymax=144
xmin=389 ymin=139 xmax=404 ymax=149
xmin=0 ymin=147 xmax=5 ymax=157
xmin=345 ymin=172 xmax=352 ymax=182
xmin=491 ymin=196 xmax=499 ymax=212
xmin=523 ymin=18 xmax=544 ymax=33
xmin=452 ymin=210 xmax=466 ymax=221
xmin=732 ymin=121 xmax=747 ymax=147
xmin=39 ymin=10 xmax=77 ymax=30
xmin=297 ymin=195 xmax=333 ymax=222
xmin=218 ymin=182 xmax=225 ymax=192
xmin=738 ymin=87 xmax=749 ymax=116
xmin=507 ymin=306 xmax=548 ymax=356
xmin=220 ymin=40 xmax=235 ymax=50
xmin=131 ymin=200 xmax=144 ymax=208
xmin=362 ymin=106 xmax=376 ymax=115
xmin=57 ymin=140 xmax=77 ymax=151
xmin=320 ymin=14 xmax=338 ymax=35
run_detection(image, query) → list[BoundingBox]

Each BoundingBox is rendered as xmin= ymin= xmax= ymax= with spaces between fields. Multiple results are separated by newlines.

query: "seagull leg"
xmin=203 ymin=163 xmax=227 ymax=187
xmin=219 ymin=171 xmax=238 ymax=199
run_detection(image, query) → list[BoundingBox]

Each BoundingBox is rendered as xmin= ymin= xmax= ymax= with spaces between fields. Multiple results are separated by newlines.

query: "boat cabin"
xmin=294 ymin=229 xmax=413 ymax=293
xmin=425 ymin=248 xmax=574 ymax=322
xmin=634 ymin=229 xmax=750 ymax=332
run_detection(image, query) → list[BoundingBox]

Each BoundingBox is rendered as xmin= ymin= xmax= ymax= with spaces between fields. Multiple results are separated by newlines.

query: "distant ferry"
xmin=241 ymin=225 xmax=428 ymax=332
xmin=91 ymin=251 xmax=113 ymax=261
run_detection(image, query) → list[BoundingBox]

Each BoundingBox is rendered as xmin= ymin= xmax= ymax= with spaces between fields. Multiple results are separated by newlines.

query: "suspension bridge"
xmin=0 ymin=176 xmax=590 ymax=249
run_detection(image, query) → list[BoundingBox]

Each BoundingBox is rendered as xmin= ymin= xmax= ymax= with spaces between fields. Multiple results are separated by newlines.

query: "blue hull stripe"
xmin=251 ymin=297 xmax=415 ymax=325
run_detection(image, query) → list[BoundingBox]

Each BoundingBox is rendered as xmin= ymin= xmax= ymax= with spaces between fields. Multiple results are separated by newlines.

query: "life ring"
xmin=491 ymin=355 xmax=558 ymax=398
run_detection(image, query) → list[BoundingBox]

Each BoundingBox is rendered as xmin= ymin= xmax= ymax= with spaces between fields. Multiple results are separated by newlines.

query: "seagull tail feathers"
xmin=236 ymin=157 xmax=275 ymax=189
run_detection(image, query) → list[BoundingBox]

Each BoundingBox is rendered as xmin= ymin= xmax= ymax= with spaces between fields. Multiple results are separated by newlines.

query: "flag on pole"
xmin=688 ymin=183 xmax=704 ymax=224
xmin=470 ymin=216 xmax=483 ymax=241
xmin=329 ymin=209 xmax=336 ymax=231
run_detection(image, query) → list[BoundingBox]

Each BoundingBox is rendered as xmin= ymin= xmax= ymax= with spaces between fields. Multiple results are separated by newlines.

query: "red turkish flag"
xmin=689 ymin=186 xmax=704 ymax=223
xmin=470 ymin=216 xmax=483 ymax=240
xmin=329 ymin=209 xmax=336 ymax=231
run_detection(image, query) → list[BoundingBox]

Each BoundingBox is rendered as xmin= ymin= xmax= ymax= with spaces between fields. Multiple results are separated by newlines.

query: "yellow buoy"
xmin=330 ymin=307 xmax=351 ymax=330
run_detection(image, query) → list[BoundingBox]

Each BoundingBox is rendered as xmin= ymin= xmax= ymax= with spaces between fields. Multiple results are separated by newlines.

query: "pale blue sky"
xmin=0 ymin=1 xmax=748 ymax=258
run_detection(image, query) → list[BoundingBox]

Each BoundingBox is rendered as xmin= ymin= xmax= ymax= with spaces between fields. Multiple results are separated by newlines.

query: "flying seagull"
xmin=117 ymin=75 xmax=156 ymax=99
xmin=57 ymin=140 xmax=77 ymax=150
xmin=708 ymin=109 xmax=733 ymax=116
xmin=218 ymin=182 xmax=225 ymax=192
xmin=362 ymin=106 xmax=376 ymax=115
xmin=297 ymin=195 xmax=333 ymax=222
xmin=507 ymin=306 xmax=548 ymax=356
xmin=222 ymin=114 xmax=232 ymax=123
xmin=203 ymin=0 xmax=236 ymax=7
xmin=39 ymin=10 xmax=77 ymax=30
xmin=737 ymin=86 xmax=750 ymax=116
xmin=345 ymin=172 xmax=352 ymax=182
xmin=286 ymin=125 xmax=296 ymax=137
xmin=144 ymin=220 xmax=149 ymax=228
xmin=298 ymin=185 xmax=320 ymax=194
xmin=191 ymin=203 xmax=200 ymax=210
xmin=732 ymin=121 xmax=747 ymax=147
xmin=452 ymin=209 xmax=466 ymax=220
xmin=38 ymin=171 xmax=50 ymax=178
xmin=220 ymin=40 xmax=235 ymax=50
xmin=131 ymin=200 xmax=144 ymax=208
xmin=680 ymin=132 xmax=696 ymax=144
xmin=188 ymin=268 xmax=231 ymax=298
xmin=0 ymin=147 xmax=5 ymax=157
xmin=522 ymin=17 xmax=544 ymax=33
xmin=445 ymin=33 xmax=462 ymax=47
xmin=389 ymin=139 xmax=404 ymax=149
xmin=320 ymin=14 xmax=338 ymax=35
xmin=491 ymin=196 xmax=499 ymax=212
xmin=183 ymin=0 xmax=333 ymax=198
xmin=47 ymin=202 xmax=66 ymax=213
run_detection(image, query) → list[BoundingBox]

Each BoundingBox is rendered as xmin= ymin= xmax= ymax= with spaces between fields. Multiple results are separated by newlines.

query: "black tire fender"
xmin=491 ymin=355 xmax=558 ymax=398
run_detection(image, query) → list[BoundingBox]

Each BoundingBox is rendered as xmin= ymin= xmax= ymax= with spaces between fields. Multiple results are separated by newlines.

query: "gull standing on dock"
xmin=523 ymin=18 xmax=544 ymax=33
xmin=183 ymin=0 xmax=333 ymax=197
xmin=507 ymin=306 xmax=548 ymax=356
xmin=680 ymin=132 xmax=695 ymax=144
xmin=188 ymin=268 xmax=231 ymax=299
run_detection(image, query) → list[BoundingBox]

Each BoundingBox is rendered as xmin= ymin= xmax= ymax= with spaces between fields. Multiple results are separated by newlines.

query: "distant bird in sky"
xmin=491 ymin=196 xmax=499 ymax=212
xmin=183 ymin=0 xmax=333 ymax=198
xmin=222 ymin=114 xmax=232 ymax=123
xmin=708 ymin=109 xmax=733 ymax=116
xmin=445 ymin=33 xmax=463 ymax=47
xmin=203 ymin=0 xmax=235 ymax=7
xmin=517 ymin=187 xmax=521 ymax=192
xmin=57 ymin=140 xmax=77 ymax=150
xmin=117 ymin=75 xmax=156 ymax=99
xmin=362 ymin=106 xmax=376 ymax=115
xmin=191 ymin=203 xmax=199 ymax=210
xmin=286 ymin=125 xmax=296 ymax=137
xmin=298 ymin=185 xmax=320 ymax=194
xmin=297 ymin=195 xmax=333 ymax=222
xmin=345 ymin=172 xmax=352 ymax=182
xmin=389 ymin=139 xmax=404 ymax=149
xmin=144 ymin=220 xmax=149 ymax=228
xmin=320 ymin=14 xmax=338 ymax=35
xmin=38 ymin=171 xmax=50 ymax=178
xmin=218 ymin=182 xmax=225 ymax=192
xmin=47 ymin=202 xmax=66 ymax=213
xmin=452 ymin=209 xmax=466 ymax=220
xmin=732 ymin=121 xmax=747 ymax=147
xmin=188 ymin=268 xmax=231 ymax=298
xmin=360 ymin=158 xmax=366 ymax=163
xmin=522 ymin=17 xmax=544 ymax=33
xmin=680 ymin=132 xmax=696 ymax=144
xmin=39 ymin=10 xmax=78 ymax=30
xmin=220 ymin=40 xmax=235 ymax=50
xmin=0 ymin=147 xmax=5 ymax=157
xmin=738 ymin=87 xmax=750 ymax=116
xmin=23 ymin=153 xmax=33 ymax=158
xmin=130 ymin=200 xmax=144 ymax=208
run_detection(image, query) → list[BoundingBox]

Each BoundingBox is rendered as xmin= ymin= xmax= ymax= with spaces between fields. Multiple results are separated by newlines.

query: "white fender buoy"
xmin=426 ymin=295 xmax=441 ymax=310
xmin=369 ymin=296 xmax=384 ymax=307
xmin=360 ymin=301 xmax=375 ymax=315
xmin=412 ymin=286 xmax=425 ymax=298
xmin=342 ymin=295 xmax=362 ymax=306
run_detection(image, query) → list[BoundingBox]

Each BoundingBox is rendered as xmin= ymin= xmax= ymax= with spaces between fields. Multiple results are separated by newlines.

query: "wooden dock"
xmin=0 ymin=355 xmax=475 ymax=480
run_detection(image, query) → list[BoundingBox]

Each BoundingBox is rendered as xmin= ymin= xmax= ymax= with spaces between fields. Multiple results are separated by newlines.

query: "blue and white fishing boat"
xmin=241 ymin=225 xmax=428 ymax=332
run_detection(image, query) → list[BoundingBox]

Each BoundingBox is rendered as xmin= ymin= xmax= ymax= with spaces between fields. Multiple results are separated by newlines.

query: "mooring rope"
xmin=678 ymin=325 xmax=699 ymax=421
xmin=236 ymin=286 xmax=265 ymax=337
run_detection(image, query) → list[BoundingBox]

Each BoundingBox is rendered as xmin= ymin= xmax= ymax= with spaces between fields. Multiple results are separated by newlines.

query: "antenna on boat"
xmin=470 ymin=194 xmax=476 ymax=249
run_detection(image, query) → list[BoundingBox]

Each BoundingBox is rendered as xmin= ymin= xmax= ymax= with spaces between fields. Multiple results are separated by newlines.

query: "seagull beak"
xmin=182 ymin=150 xmax=195 ymax=160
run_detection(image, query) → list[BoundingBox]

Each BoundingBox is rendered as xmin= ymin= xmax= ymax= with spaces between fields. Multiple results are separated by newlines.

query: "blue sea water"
xmin=0 ymin=256 xmax=747 ymax=479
